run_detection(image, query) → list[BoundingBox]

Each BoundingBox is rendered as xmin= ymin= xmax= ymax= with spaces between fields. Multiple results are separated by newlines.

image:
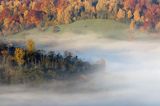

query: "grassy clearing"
xmin=2 ymin=19 xmax=128 ymax=40
xmin=2 ymin=19 xmax=158 ymax=41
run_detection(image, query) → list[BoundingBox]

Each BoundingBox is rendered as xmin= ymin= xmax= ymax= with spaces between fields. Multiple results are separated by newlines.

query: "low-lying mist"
xmin=1 ymin=30 xmax=160 ymax=106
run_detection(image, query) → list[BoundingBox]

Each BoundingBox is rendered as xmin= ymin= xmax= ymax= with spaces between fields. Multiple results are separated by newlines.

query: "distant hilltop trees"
xmin=0 ymin=0 xmax=160 ymax=35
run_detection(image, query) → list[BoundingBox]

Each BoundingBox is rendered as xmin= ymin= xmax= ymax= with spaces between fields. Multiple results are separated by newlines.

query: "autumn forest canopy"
xmin=0 ymin=0 xmax=160 ymax=36
xmin=1 ymin=1 xmax=160 ymax=106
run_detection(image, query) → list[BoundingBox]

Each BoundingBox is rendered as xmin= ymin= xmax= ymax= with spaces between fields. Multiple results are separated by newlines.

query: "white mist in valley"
xmin=1 ymin=30 xmax=160 ymax=106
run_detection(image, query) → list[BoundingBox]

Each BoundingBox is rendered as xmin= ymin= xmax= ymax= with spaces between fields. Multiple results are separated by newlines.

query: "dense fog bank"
xmin=0 ymin=29 xmax=160 ymax=106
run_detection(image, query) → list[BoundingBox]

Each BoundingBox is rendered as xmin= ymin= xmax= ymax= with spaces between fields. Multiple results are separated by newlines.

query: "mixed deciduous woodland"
xmin=0 ymin=0 xmax=160 ymax=36
xmin=0 ymin=40 xmax=104 ymax=84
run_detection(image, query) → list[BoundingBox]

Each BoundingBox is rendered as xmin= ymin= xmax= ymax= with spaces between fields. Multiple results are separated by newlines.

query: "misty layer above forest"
xmin=0 ymin=0 xmax=160 ymax=36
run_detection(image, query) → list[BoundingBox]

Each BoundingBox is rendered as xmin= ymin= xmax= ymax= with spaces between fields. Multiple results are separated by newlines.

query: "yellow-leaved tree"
xmin=26 ymin=39 xmax=35 ymax=53
xmin=14 ymin=48 xmax=25 ymax=65
xmin=134 ymin=9 xmax=140 ymax=22
xmin=127 ymin=10 xmax=133 ymax=19
xmin=124 ymin=0 xmax=130 ymax=10
xmin=108 ymin=0 xmax=117 ymax=13
xmin=156 ymin=21 xmax=160 ymax=31
xmin=4 ymin=18 xmax=10 ymax=29
xmin=96 ymin=0 xmax=107 ymax=11
xmin=14 ymin=0 xmax=20 ymax=8
xmin=84 ymin=0 xmax=92 ymax=12
xmin=117 ymin=9 xmax=125 ymax=20
xmin=130 ymin=20 xmax=135 ymax=30
xmin=0 ymin=4 xmax=4 ymax=13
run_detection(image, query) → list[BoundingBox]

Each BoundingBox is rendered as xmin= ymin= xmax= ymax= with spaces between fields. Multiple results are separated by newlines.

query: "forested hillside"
xmin=0 ymin=0 xmax=160 ymax=36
